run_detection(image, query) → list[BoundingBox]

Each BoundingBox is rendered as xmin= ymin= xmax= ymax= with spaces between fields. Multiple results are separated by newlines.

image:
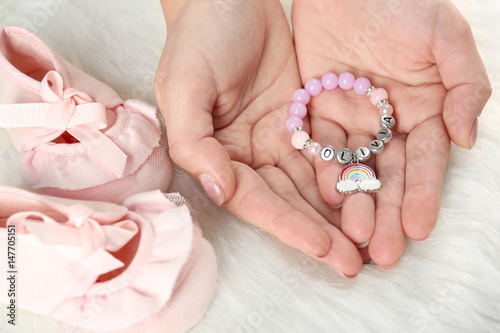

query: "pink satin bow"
xmin=7 ymin=203 xmax=138 ymax=293
xmin=0 ymin=71 xmax=127 ymax=177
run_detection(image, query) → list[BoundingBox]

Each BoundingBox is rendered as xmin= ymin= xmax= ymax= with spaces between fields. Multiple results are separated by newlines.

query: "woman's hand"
xmin=155 ymin=0 xmax=364 ymax=276
xmin=291 ymin=0 xmax=491 ymax=267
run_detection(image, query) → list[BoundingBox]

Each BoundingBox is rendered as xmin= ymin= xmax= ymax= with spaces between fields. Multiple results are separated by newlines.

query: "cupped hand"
xmin=155 ymin=0 xmax=364 ymax=276
xmin=291 ymin=0 xmax=491 ymax=267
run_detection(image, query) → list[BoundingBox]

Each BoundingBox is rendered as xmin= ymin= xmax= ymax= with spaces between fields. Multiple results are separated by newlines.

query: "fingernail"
xmin=378 ymin=260 xmax=398 ymax=270
xmin=199 ymin=173 xmax=225 ymax=206
xmin=469 ymin=118 xmax=478 ymax=148
xmin=355 ymin=240 xmax=370 ymax=249
xmin=335 ymin=269 xmax=347 ymax=278
xmin=329 ymin=204 xmax=343 ymax=209
xmin=335 ymin=268 xmax=358 ymax=278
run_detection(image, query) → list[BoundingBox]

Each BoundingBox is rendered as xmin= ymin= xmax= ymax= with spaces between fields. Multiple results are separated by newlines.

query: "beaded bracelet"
xmin=286 ymin=72 xmax=395 ymax=195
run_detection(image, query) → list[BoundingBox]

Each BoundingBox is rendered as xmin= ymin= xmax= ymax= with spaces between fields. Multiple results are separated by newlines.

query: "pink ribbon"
xmin=0 ymin=71 xmax=127 ymax=177
xmin=7 ymin=204 xmax=138 ymax=286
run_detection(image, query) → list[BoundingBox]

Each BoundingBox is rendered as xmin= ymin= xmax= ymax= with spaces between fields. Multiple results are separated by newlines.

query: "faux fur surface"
xmin=0 ymin=0 xmax=499 ymax=332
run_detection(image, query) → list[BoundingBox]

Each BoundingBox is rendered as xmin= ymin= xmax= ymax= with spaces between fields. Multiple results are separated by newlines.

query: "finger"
xmin=277 ymin=151 xmax=341 ymax=228
xmin=225 ymin=162 xmax=362 ymax=276
xmin=258 ymin=164 xmax=363 ymax=277
xmin=224 ymin=161 xmax=330 ymax=257
xmin=433 ymin=5 xmax=492 ymax=149
xmin=311 ymin=121 xmax=346 ymax=208
xmin=341 ymin=193 xmax=375 ymax=246
xmin=369 ymin=135 xmax=407 ymax=267
xmin=308 ymin=113 xmax=346 ymax=207
xmin=258 ymin=161 xmax=340 ymax=228
xmin=155 ymin=47 xmax=235 ymax=206
xmin=358 ymin=246 xmax=371 ymax=264
xmin=338 ymin=134 xmax=378 ymax=246
xmin=312 ymin=222 xmax=364 ymax=278
xmin=402 ymin=116 xmax=450 ymax=241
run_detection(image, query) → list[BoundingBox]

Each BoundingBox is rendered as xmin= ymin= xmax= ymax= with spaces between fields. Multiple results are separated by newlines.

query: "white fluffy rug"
xmin=1 ymin=0 xmax=499 ymax=332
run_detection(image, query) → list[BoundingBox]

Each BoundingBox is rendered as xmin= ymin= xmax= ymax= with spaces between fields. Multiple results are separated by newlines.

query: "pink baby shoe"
xmin=0 ymin=186 xmax=217 ymax=332
xmin=0 ymin=26 xmax=172 ymax=203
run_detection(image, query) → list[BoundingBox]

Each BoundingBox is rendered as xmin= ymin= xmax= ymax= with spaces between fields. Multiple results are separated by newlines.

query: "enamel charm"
xmin=336 ymin=163 xmax=381 ymax=194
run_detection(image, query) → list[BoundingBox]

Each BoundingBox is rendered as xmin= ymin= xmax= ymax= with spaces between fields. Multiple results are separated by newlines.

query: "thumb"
xmin=155 ymin=50 xmax=235 ymax=206
xmin=433 ymin=6 xmax=492 ymax=149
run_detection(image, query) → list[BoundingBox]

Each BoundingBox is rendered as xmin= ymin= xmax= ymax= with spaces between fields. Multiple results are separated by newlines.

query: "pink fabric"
xmin=40 ymin=144 xmax=169 ymax=204
xmin=0 ymin=26 xmax=171 ymax=200
xmin=0 ymin=186 xmax=216 ymax=332
xmin=96 ymin=231 xmax=218 ymax=333
xmin=0 ymin=72 xmax=107 ymax=129
xmin=0 ymin=70 xmax=128 ymax=177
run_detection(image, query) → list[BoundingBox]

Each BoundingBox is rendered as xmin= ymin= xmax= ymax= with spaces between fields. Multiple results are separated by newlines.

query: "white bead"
xmin=307 ymin=142 xmax=322 ymax=156
xmin=379 ymin=104 xmax=394 ymax=116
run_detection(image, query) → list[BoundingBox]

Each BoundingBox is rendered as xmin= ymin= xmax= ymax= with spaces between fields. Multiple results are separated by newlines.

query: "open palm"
xmin=292 ymin=0 xmax=491 ymax=266
xmin=156 ymin=0 xmax=364 ymax=276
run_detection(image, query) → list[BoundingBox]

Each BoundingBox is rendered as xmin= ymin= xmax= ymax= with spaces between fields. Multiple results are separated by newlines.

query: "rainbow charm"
xmin=336 ymin=163 xmax=381 ymax=194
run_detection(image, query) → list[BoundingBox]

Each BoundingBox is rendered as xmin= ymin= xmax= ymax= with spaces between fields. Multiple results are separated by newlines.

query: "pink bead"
xmin=321 ymin=72 xmax=338 ymax=90
xmin=370 ymin=88 xmax=389 ymax=105
xmin=305 ymin=78 xmax=323 ymax=96
xmin=293 ymin=88 xmax=311 ymax=105
xmin=286 ymin=116 xmax=303 ymax=133
xmin=338 ymin=72 xmax=355 ymax=90
xmin=291 ymin=130 xmax=310 ymax=150
xmin=307 ymin=142 xmax=322 ymax=156
xmin=289 ymin=102 xmax=307 ymax=118
xmin=379 ymin=103 xmax=394 ymax=116
xmin=353 ymin=77 xmax=371 ymax=95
